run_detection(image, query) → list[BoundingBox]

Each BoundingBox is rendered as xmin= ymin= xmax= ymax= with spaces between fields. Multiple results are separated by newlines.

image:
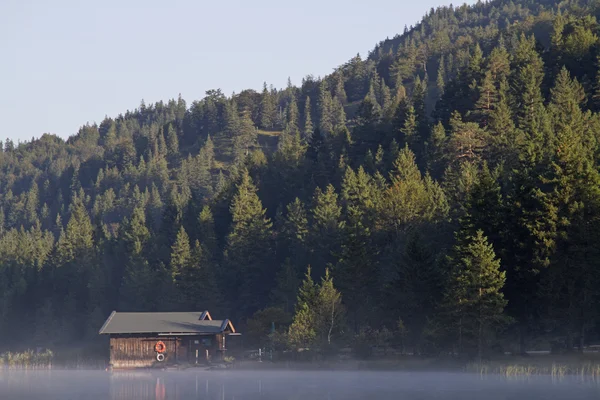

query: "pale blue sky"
xmin=1 ymin=0 xmax=471 ymax=142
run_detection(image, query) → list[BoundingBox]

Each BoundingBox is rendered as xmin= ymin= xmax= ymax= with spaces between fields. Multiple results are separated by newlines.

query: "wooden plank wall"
xmin=110 ymin=336 xmax=181 ymax=369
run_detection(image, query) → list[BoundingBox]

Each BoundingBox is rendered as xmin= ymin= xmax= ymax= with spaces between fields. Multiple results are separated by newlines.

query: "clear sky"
xmin=0 ymin=0 xmax=472 ymax=142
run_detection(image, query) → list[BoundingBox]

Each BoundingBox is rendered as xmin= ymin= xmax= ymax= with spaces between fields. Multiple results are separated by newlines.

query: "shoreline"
xmin=2 ymin=354 xmax=600 ymax=377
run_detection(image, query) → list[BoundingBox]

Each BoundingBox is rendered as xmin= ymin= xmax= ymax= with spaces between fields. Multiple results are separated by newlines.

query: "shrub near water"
xmin=0 ymin=349 xmax=54 ymax=369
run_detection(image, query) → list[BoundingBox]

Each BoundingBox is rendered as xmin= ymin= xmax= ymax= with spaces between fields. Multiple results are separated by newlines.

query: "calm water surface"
xmin=0 ymin=370 xmax=599 ymax=400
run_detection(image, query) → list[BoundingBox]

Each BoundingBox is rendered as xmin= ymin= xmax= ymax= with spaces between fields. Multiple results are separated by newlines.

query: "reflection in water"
xmin=106 ymin=371 xmax=600 ymax=400
xmin=1 ymin=370 xmax=600 ymax=399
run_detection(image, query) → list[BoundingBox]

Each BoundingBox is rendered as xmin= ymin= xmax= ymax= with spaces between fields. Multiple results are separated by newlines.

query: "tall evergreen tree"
xmin=224 ymin=169 xmax=274 ymax=316
xmin=318 ymin=81 xmax=334 ymax=135
xmin=303 ymin=96 xmax=314 ymax=141
xmin=442 ymin=229 xmax=508 ymax=358
xmin=260 ymin=82 xmax=277 ymax=129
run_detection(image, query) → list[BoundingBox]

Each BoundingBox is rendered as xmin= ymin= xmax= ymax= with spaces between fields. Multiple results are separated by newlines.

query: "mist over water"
xmin=0 ymin=370 xmax=599 ymax=400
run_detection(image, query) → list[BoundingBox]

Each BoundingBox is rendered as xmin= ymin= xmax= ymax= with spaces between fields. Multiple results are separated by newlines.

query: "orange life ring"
xmin=155 ymin=341 xmax=166 ymax=353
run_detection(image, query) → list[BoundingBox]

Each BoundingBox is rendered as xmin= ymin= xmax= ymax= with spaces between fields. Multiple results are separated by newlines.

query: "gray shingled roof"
xmin=99 ymin=311 xmax=235 ymax=335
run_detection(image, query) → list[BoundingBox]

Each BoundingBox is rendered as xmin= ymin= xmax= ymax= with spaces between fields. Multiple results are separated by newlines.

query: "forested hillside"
xmin=3 ymin=0 xmax=600 ymax=357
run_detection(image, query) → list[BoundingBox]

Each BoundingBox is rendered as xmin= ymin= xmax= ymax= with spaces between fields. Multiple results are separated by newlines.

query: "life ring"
xmin=156 ymin=353 xmax=165 ymax=362
xmin=155 ymin=341 xmax=166 ymax=353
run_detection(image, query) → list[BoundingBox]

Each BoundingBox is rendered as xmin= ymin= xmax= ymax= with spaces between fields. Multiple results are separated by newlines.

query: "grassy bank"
xmin=0 ymin=350 xmax=54 ymax=369
xmin=232 ymin=353 xmax=600 ymax=377
xmin=0 ymin=349 xmax=107 ymax=370
xmin=467 ymin=355 xmax=600 ymax=378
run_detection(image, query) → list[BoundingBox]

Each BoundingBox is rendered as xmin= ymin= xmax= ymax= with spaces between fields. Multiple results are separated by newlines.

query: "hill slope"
xmin=2 ymin=0 xmax=600 ymax=356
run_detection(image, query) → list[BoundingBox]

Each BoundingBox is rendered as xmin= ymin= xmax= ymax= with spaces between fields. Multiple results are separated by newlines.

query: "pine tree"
xmin=286 ymin=94 xmax=300 ymax=133
xmin=331 ymin=98 xmax=346 ymax=130
xmin=385 ymin=232 xmax=441 ymax=353
xmin=56 ymin=195 xmax=94 ymax=265
xmin=205 ymin=135 xmax=215 ymax=168
xmin=337 ymin=166 xmax=382 ymax=329
xmin=318 ymin=81 xmax=334 ymax=134
xmin=234 ymin=110 xmax=257 ymax=162
xmin=224 ymin=169 xmax=274 ymax=316
xmin=593 ymin=54 xmax=600 ymax=110
xmin=271 ymin=258 xmax=301 ymax=314
xmin=310 ymin=185 xmax=342 ymax=278
xmin=381 ymin=146 xmax=447 ymax=231
xmin=225 ymin=98 xmax=240 ymax=137
xmin=170 ymin=225 xmax=191 ymax=282
xmin=513 ymin=34 xmax=545 ymax=151
xmin=288 ymin=267 xmax=344 ymax=349
xmin=375 ymin=145 xmax=385 ymax=171
xmin=157 ymin=130 xmax=168 ymax=158
xmin=548 ymin=67 xmax=588 ymax=162
xmin=474 ymin=70 xmax=497 ymax=128
xmin=284 ymin=198 xmax=309 ymax=252
xmin=288 ymin=267 xmax=318 ymax=349
xmin=333 ymin=72 xmax=347 ymax=104
xmin=260 ymin=82 xmax=277 ymax=129
xmin=400 ymin=104 xmax=418 ymax=149
xmin=198 ymin=205 xmax=218 ymax=258
xmin=381 ymin=78 xmax=392 ymax=113
xmin=447 ymin=111 xmax=486 ymax=164
xmin=178 ymin=240 xmax=222 ymax=313
xmin=119 ymin=206 xmax=154 ymax=311
xmin=437 ymin=55 xmax=446 ymax=98
xmin=427 ymin=122 xmax=447 ymax=177
xmin=354 ymin=95 xmax=382 ymax=153
xmin=443 ymin=229 xmax=508 ymax=358
xmin=303 ymin=96 xmax=314 ymax=141
xmin=488 ymin=77 xmax=517 ymax=165
xmin=166 ymin=124 xmax=179 ymax=158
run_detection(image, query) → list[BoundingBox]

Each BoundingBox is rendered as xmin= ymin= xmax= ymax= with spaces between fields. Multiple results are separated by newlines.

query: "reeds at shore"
xmin=0 ymin=350 xmax=54 ymax=369
xmin=467 ymin=360 xmax=600 ymax=378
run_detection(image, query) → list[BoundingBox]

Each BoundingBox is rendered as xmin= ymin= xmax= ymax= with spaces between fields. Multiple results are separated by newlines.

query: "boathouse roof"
xmin=98 ymin=311 xmax=235 ymax=335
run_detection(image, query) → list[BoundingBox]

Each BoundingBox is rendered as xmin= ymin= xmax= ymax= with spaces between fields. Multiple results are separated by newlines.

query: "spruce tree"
xmin=303 ymin=96 xmax=314 ymax=141
xmin=260 ymin=82 xmax=277 ymax=129
xmin=443 ymin=229 xmax=508 ymax=358
xmin=385 ymin=232 xmax=441 ymax=353
xmin=310 ymin=185 xmax=342 ymax=278
xmin=170 ymin=225 xmax=191 ymax=282
xmin=288 ymin=267 xmax=318 ymax=349
xmin=400 ymin=104 xmax=418 ymax=149
xmin=437 ymin=55 xmax=446 ymax=98
xmin=271 ymin=258 xmax=301 ymax=314
xmin=286 ymin=94 xmax=300 ymax=133
xmin=166 ymin=124 xmax=180 ymax=164
xmin=198 ymin=205 xmax=218 ymax=259
xmin=318 ymin=81 xmax=334 ymax=134
xmin=224 ymin=169 xmax=274 ymax=316
xmin=331 ymin=99 xmax=346 ymax=130
xmin=427 ymin=122 xmax=447 ymax=177
xmin=178 ymin=240 xmax=223 ymax=313
xmin=119 ymin=206 xmax=154 ymax=311
xmin=513 ymin=34 xmax=545 ymax=151
xmin=234 ymin=110 xmax=257 ymax=162
xmin=225 ymin=99 xmax=240 ymax=137
xmin=333 ymin=72 xmax=347 ymax=104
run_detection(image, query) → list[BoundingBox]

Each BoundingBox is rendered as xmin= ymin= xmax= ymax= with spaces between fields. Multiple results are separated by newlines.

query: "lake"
xmin=0 ymin=370 xmax=598 ymax=399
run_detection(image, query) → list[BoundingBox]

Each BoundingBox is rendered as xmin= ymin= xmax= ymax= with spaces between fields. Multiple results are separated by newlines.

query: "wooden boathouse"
xmin=99 ymin=311 xmax=237 ymax=369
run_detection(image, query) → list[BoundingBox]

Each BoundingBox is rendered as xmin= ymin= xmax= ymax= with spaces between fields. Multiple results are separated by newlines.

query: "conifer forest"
xmin=4 ymin=0 xmax=600 ymax=359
